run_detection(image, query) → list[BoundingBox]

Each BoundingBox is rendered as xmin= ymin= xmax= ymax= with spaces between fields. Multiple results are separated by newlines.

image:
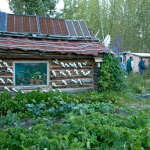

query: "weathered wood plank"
xmin=14 ymin=86 xmax=49 ymax=90
xmin=51 ymin=83 xmax=92 ymax=87
xmin=0 ymin=53 xmax=94 ymax=59
xmin=50 ymin=79 xmax=93 ymax=84
xmin=0 ymin=87 xmax=94 ymax=93
xmin=0 ymin=83 xmax=13 ymax=86
xmin=0 ymin=76 xmax=13 ymax=78
xmin=52 ymin=84 xmax=92 ymax=89
xmin=0 ymin=85 xmax=13 ymax=87
xmin=50 ymin=75 xmax=92 ymax=80
xmin=58 ymin=87 xmax=93 ymax=93
xmin=0 ymin=72 xmax=13 ymax=76
xmin=50 ymin=61 xmax=93 ymax=65
xmin=0 ymin=63 xmax=13 ymax=67
xmin=50 ymin=62 xmax=93 ymax=67
xmin=50 ymin=69 xmax=93 ymax=72
xmin=51 ymin=66 xmax=93 ymax=69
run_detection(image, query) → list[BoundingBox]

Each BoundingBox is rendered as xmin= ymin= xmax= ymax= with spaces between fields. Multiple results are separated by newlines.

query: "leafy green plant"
xmin=32 ymin=116 xmax=54 ymax=126
xmin=99 ymin=54 xmax=126 ymax=91
xmin=0 ymin=110 xmax=25 ymax=128
xmin=0 ymin=102 xmax=150 ymax=149
xmin=88 ymin=102 xmax=114 ymax=113
xmin=26 ymin=103 xmax=45 ymax=115
xmin=49 ymin=101 xmax=75 ymax=116
xmin=34 ymin=72 xmax=42 ymax=79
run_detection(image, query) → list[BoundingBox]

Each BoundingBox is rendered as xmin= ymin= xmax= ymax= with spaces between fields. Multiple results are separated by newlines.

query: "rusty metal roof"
xmin=0 ymin=35 xmax=108 ymax=56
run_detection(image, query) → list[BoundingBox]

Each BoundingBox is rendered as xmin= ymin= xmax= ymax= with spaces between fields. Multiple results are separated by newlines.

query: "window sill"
xmin=14 ymin=85 xmax=49 ymax=90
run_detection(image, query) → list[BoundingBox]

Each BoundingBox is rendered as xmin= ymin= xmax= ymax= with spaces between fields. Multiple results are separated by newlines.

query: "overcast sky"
xmin=0 ymin=0 xmax=64 ymax=14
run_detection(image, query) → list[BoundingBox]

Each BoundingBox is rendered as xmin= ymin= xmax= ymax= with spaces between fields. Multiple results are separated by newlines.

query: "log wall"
xmin=0 ymin=52 xmax=98 ymax=93
xmin=0 ymin=50 xmax=102 ymax=94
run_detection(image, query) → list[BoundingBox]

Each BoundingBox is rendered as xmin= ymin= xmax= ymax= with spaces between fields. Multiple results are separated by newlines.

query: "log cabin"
xmin=0 ymin=12 xmax=109 ymax=94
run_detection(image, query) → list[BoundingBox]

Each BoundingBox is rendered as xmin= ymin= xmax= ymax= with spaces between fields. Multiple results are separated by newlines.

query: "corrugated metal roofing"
xmin=0 ymin=36 xmax=108 ymax=56
xmin=132 ymin=53 xmax=150 ymax=58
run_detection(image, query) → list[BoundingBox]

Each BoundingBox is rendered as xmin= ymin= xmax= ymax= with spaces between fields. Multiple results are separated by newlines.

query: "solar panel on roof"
xmin=59 ymin=20 xmax=69 ymax=35
xmin=0 ymin=12 xmax=7 ymax=31
xmin=39 ymin=17 xmax=70 ymax=36
xmin=3 ymin=12 xmax=92 ymax=40
xmin=29 ymin=16 xmax=38 ymax=33
xmin=79 ymin=20 xmax=91 ymax=37
xmin=7 ymin=14 xmax=14 ymax=32
xmin=72 ymin=20 xmax=84 ymax=37
xmin=66 ymin=20 xmax=77 ymax=37
xmin=52 ymin=19 xmax=62 ymax=35
xmin=23 ymin=16 xmax=30 ymax=32
xmin=39 ymin=17 xmax=47 ymax=34
xmin=7 ymin=15 xmax=39 ymax=33
xmin=15 ymin=15 xmax=23 ymax=32
xmin=46 ymin=18 xmax=55 ymax=34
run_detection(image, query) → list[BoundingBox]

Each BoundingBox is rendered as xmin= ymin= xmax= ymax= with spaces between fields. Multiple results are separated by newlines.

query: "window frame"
xmin=13 ymin=61 xmax=49 ymax=89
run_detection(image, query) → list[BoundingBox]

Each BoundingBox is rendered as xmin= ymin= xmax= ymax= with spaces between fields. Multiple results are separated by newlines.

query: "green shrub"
xmin=99 ymin=54 xmax=126 ymax=91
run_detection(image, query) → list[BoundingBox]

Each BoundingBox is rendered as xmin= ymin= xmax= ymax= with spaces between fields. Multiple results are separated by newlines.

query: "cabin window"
xmin=14 ymin=62 xmax=48 ymax=87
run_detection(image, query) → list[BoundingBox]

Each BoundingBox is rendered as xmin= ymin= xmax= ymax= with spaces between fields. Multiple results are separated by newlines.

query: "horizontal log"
xmin=0 ymin=86 xmax=94 ymax=93
xmin=14 ymin=86 xmax=48 ymax=90
xmin=52 ymin=84 xmax=92 ymax=89
xmin=0 ymin=68 xmax=13 ymax=72
xmin=50 ymin=59 xmax=94 ymax=63
xmin=0 ymin=76 xmax=13 ymax=78
xmin=0 ymin=82 xmax=13 ymax=87
xmin=50 ymin=72 xmax=93 ymax=77
xmin=50 ymin=75 xmax=93 ymax=79
xmin=50 ymin=78 xmax=93 ymax=84
xmin=0 ymin=85 xmax=13 ymax=88
xmin=0 ymin=52 xmax=94 ymax=59
xmin=51 ymin=66 xmax=93 ymax=69
xmin=0 ymin=63 xmax=13 ymax=67
xmin=0 ymin=72 xmax=13 ymax=76
xmin=0 ymin=77 xmax=13 ymax=79
xmin=58 ymin=87 xmax=94 ymax=93
xmin=51 ymin=83 xmax=92 ymax=87
xmin=49 ymin=68 xmax=93 ymax=72
xmin=50 ymin=75 xmax=92 ymax=80
xmin=0 ymin=50 xmax=94 ymax=58
xmin=50 ymin=62 xmax=93 ymax=66
xmin=50 ymin=68 xmax=93 ymax=72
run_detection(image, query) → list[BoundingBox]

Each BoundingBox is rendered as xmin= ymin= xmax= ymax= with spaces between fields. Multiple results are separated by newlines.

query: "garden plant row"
xmin=0 ymin=90 xmax=150 ymax=149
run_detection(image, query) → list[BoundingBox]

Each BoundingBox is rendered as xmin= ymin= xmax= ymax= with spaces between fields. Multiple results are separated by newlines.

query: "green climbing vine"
xmin=99 ymin=54 xmax=126 ymax=91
